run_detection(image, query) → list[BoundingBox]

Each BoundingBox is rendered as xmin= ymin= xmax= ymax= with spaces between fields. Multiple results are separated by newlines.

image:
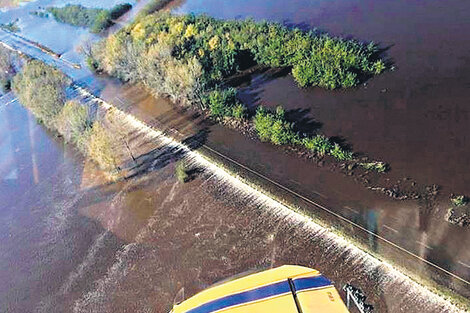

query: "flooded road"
xmin=0 ymin=93 xmax=464 ymax=313
xmin=1 ymin=0 xmax=470 ymax=310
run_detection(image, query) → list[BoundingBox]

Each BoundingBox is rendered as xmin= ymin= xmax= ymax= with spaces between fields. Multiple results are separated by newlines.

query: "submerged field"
xmin=1 ymin=0 xmax=470 ymax=311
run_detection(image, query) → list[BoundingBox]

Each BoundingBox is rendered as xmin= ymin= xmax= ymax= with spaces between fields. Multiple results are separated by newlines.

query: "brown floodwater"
xmin=1 ymin=0 xmax=470 ymax=310
xmin=170 ymin=0 xmax=470 ymax=297
xmin=0 ymin=93 xmax=464 ymax=313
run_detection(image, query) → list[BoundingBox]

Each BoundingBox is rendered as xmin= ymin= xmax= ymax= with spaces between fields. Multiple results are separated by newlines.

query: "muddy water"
xmin=1 ymin=0 xmax=470 ymax=310
xmin=171 ymin=0 xmax=470 ymax=295
xmin=174 ymin=0 xmax=470 ymax=205
xmin=0 ymin=93 xmax=463 ymax=313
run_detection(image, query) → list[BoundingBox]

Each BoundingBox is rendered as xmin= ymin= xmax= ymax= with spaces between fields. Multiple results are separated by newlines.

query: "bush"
xmin=109 ymin=3 xmax=132 ymax=20
xmin=136 ymin=0 xmax=173 ymax=19
xmin=254 ymin=106 xmax=298 ymax=145
xmin=90 ymin=11 xmax=112 ymax=33
xmin=12 ymin=60 xmax=69 ymax=129
xmin=329 ymin=143 xmax=353 ymax=161
xmin=302 ymin=134 xmax=332 ymax=156
xmin=55 ymin=100 xmax=90 ymax=149
xmin=360 ymin=161 xmax=388 ymax=173
xmin=0 ymin=21 xmax=20 ymax=32
xmin=86 ymin=122 xmax=118 ymax=171
xmin=175 ymin=160 xmax=189 ymax=183
xmin=205 ymin=87 xmax=243 ymax=118
xmin=86 ymin=56 xmax=100 ymax=72
xmin=451 ymin=195 xmax=468 ymax=207
xmin=231 ymin=103 xmax=246 ymax=119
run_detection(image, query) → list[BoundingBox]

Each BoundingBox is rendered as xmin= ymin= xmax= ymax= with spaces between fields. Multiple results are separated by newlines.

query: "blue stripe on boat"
xmin=186 ymin=280 xmax=292 ymax=313
xmin=292 ymin=275 xmax=332 ymax=292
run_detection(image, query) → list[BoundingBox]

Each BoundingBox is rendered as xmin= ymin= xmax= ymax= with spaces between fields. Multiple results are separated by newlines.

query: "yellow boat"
xmin=170 ymin=265 xmax=350 ymax=313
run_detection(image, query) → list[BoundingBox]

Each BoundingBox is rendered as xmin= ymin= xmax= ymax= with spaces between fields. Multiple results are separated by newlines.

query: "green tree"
xmin=12 ymin=60 xmax=69 ymax=128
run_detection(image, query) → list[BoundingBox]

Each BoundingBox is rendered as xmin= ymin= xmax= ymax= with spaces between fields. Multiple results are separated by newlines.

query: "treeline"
xmin=12 ymin=60 xmax=118 ymax=171
xmin=47 ymin=3 xmax=132 ymax=33
xmin=91 ymin=12 xmax=386 ymax=98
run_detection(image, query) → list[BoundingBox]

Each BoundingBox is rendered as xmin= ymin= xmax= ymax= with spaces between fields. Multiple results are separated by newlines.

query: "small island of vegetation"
xmin=89 ymin=11 xmax=388 ymax=171
xmin=47 ymin=3 xmax=132 ymax=33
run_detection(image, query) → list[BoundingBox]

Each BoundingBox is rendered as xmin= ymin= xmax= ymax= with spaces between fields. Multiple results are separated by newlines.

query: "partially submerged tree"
xmin=12 ymin=60 xmax=69 ymax=128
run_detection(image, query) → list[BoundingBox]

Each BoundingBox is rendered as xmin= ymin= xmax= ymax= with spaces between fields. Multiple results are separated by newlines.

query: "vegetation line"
xmin=11 ymin=59 xmax=119 ymax=173
xmin=47 ymin=3 xmax=132 ymax=33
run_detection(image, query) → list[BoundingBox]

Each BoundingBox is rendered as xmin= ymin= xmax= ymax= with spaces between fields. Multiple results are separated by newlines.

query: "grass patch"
xmin=47 ymin=3 xmax=132 ymax=33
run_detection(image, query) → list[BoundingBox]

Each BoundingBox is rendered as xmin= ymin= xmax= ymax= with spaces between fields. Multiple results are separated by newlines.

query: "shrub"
xmin=0 ymin=46 xmax=17 ymax=93
xmin=205 ymin=87 xmax=244 ymax=118
xmin=302 ymin=134 xmax=332 ymax=156
xmin=55 ymin=100 xmax=90 ymax=149
xmin=12 ymin=60 xmax=69 ymax=129
xmin=86 ymin=56 xmax=100 ymax=72
xmin=91 ymin=12 xmax=387 ymax=108
xmin=175 ymin=160 xmax=189 ymax=183
xmin=87 ymin=122 xmax=118 ymax=171
xmin=360 ymin=161 xmax=388 ymax=173
xmin=109 ymin=3 xmax=132 ymax=20
xmin=90 ymin=11 xmax=112 ymax=33
xmin=254 ymin=106 xmax=298 ymax=145
xmin=0 ymin=78 xmax=11 ymax=92
xmin=451 ymin=195 xmax=468 ymax=207
xmin=136 ymin=0 xmax=173 ymax=19
xmin=329 ymin=143 xmax=353 ymax=161
xmin=231 ymin=103 xmax=246 ymax=119
xmin=0 ymin=21 xmax=20 ymax=32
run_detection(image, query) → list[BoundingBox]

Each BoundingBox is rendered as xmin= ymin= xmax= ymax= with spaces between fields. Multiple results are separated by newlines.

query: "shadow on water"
xmin=125 ymin=128 xmax=209 ymax=180
xmin=285 ymin=108 xmax=323 ymax=137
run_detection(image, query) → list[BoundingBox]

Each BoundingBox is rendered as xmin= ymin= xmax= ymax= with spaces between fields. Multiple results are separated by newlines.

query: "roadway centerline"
xmin=416 ymin=241 xmax=433 ymax=250
xmin=458 ymin=261 xmax=470 ymax=269
xmin=344 ymin=206 xmax=359 ymax=214
xmin=382 ymin=224 xmax=399 ymax=233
